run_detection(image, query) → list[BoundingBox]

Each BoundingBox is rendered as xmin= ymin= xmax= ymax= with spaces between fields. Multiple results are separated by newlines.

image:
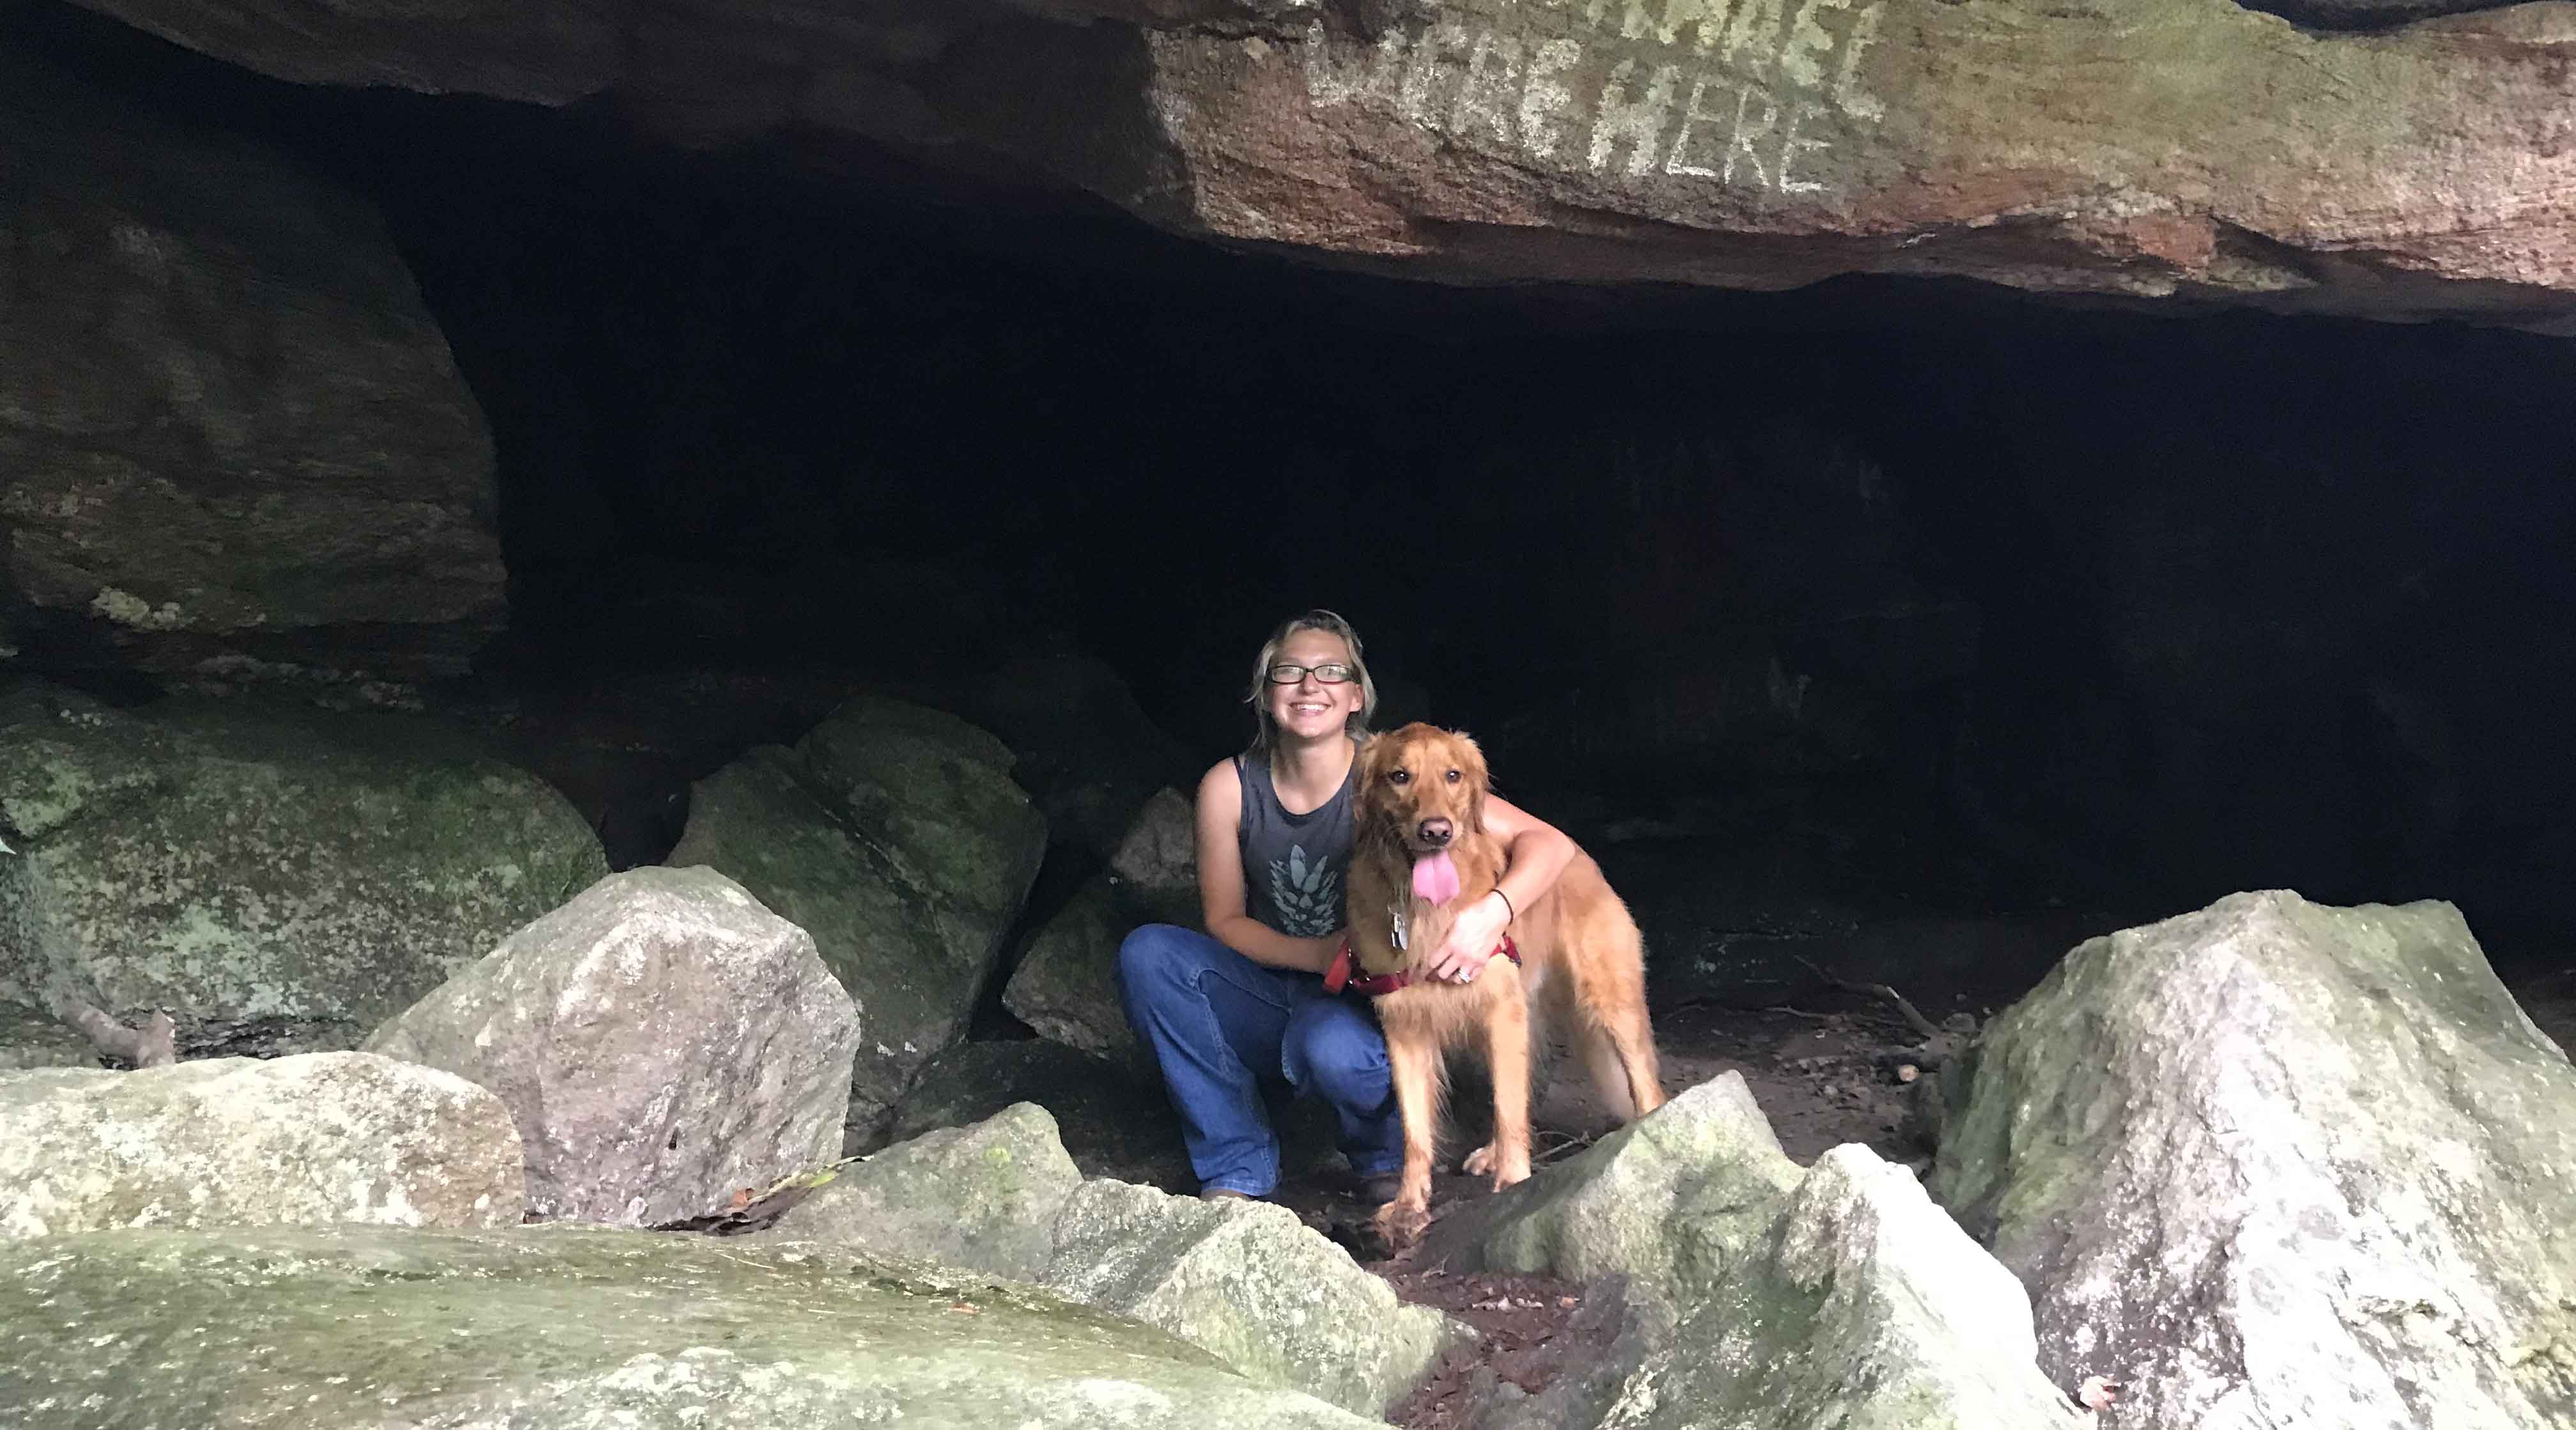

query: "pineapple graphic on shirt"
xmin=1267 ymin=842 xmax=1342 ymax=937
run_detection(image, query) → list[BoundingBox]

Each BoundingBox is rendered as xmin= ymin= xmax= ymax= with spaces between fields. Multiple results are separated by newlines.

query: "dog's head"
xmin=1356 ymin=723 xmax=1491 ymax=855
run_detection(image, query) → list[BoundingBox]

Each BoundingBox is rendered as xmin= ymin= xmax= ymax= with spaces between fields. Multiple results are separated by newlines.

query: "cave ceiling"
xmin=51 ymin=0 xmax=2576 ymax=332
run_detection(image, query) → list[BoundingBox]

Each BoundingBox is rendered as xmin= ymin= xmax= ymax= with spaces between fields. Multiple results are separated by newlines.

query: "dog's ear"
xmin=1354 ymin=735 xmax=1395 ymax=815
xmin=1448 ymin=728 xmax=1491 ymax=831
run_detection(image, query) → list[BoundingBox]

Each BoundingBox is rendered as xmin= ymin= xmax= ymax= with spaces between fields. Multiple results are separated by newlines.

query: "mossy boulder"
xmin=1931 ymin=890 xmax=2576 ymax=1430
xmin=758 ymin=1102 xmax=1082 ymax=1280
xmin=668 ymin=696 xmax=1045 ymax=1144
xmin=1420 ymin=1072 xmax=1805 ymax=1310
xmin=1586 ymin=1146 xmax=2086 ymax=1430
xmin=0 ymin=1224 xmax=1384 ymax=1428
xmin=0 ymin=1052 xmax=521 ymax=1241
xmin=0 ymin=686 xmax=606 ymax=1054
xmin=1045 ymin=1178 xmax=1466 ymax=1417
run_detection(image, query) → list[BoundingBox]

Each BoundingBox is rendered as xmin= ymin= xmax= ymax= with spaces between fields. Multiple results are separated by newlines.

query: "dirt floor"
xmin=1268 ymin=969 xmax=2576 ymax=1430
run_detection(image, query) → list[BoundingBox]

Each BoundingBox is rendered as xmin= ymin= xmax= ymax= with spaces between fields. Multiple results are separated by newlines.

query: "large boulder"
xmin=367 ymin=865 xmax=859 ymax=1227
xmin=0 ymin=687 xmax=608 ymax=1054
xmin=918 ymin=654 xmax=1197 ymax=866
xmin=1931 ymin=890 xmax=2576 ymax=1430
xmin=49 ymin=0 xmax=2576 ymax=328
xmin=0 ymin=1225 xmax=1386 ymax=1429
xmin=1420 ymin=1072 xmax=1804 ymax=1309
xmin=1005 ymin=787 xmax=1199 ymax=1067
xmin=668 ymin=696 xmax=1045 ymax=1144
xmin=1044 ymin=1178 xmax=1464 ymax=1417
xmin=0 ymin=42 xmax=502 ymax=679
xmin=0 ymin=1052 xmax=522 ymax=1240
xmin=758 ymin=1102 xmax=1083 ymax=1281
xmin=1584 ymin=1145 xmax=2088 ymax=1430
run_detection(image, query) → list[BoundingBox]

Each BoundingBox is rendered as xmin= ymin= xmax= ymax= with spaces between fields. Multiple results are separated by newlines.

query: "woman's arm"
xmin=1422 ymin=794 xmax=1579 ymax=981
xmin=1193 ymin=759 xmax=1341 ymax=974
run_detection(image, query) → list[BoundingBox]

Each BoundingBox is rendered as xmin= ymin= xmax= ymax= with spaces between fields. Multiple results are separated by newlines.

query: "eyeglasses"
xmin=1266 ymin=662 xmax=1356 ymax=686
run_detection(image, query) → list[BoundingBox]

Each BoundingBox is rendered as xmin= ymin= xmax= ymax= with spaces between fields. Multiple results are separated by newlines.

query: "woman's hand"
xmin=1425 ymin=890 xmax=1512 ymax=983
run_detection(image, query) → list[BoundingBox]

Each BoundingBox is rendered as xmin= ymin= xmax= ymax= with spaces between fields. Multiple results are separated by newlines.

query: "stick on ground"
xmin=1793 ymin=957 xmax=1943 ymax=1042
xmin=61 ymin=1001 xmax=178 ymax=1068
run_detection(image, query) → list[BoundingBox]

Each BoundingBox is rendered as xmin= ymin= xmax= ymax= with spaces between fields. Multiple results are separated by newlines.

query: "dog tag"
xmin=1391 ymin=907 xmax=1408 ymax=953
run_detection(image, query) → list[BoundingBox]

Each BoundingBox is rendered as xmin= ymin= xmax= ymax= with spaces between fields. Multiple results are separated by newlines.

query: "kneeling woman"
xmin=1116 ymin=609 xmax=1577 ymax=1201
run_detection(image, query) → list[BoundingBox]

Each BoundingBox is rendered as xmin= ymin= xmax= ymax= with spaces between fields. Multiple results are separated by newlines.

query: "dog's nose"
xmin=1418 ymin=818 xmax=1453 ymax=847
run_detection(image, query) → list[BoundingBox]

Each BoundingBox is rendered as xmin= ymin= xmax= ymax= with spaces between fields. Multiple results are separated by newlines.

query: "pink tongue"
xmin=1411 ymin=850 xmax=1461 ymax=905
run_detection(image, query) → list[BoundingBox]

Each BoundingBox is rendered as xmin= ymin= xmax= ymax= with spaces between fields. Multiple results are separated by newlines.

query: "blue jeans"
xmin=1116 ymin=923 xmax=1404 ymax=1197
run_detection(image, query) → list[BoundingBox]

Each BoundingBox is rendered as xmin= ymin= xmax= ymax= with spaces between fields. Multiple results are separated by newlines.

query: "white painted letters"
xmin=1519 ymin=38 xmax=1585 ymax=158
xmin=1664 ymin=75 xmax=1731 ymax=176
xmin=1779 ymin=0 xmax=1844 ymax=89
xmin=1721 ymin=0 xmax=1790 ymax=68
xmin=1724 ymin=82 xmax=1777 ymax=188
xmin=1453 ymin=31 xmax=1526 ymax=144
xmin=1308 ymin=0 xmax=1890 ymax=196
xmin=1591 ymin=58 xmax=1683 ymax=175
xmin=1777 ymin=100 xmax=1831 ymax=192
xmin=1832 ymin=2 xmax=1885 ymax=122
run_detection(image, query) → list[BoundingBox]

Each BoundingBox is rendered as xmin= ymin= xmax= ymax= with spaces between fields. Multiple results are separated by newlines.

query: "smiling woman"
xmin=1112 ymin=609 xmax=1586 ymax=1207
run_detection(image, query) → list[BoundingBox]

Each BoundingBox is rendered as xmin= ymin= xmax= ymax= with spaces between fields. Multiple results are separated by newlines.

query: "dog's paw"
xmin=1461 ymin=1142 xmax=1498 ymax=1177
xmin=1490 ymin=1162 xmax=1533 ymax=1192
xmin=1373 ymin=1197 xmax=1431 ymax=1249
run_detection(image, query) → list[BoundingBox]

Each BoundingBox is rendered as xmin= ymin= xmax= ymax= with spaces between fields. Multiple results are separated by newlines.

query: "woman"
xmin=1116 ymin=610 xmax=1581 ymax=1202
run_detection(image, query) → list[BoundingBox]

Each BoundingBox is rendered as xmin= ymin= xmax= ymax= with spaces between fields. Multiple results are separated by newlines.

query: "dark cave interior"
xmin=11 ymin=3 xmax=2576 ymax=992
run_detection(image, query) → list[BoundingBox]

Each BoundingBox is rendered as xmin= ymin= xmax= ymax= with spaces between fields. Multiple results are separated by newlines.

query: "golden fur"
xmin=1347 ymin=723 xmax=1666 ymax=1246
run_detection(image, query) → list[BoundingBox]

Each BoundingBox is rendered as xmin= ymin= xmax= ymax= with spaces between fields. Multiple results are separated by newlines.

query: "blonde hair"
xmin=1245 ymin=609 xmax=1377 ymax=752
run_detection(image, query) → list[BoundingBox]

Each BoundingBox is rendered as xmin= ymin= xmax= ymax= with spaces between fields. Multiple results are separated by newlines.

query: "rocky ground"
xmin=1238 ymin=983 xmax=1943 ymax=1430
xmin=1269 ymin=965 xmax=2576 ymax=1430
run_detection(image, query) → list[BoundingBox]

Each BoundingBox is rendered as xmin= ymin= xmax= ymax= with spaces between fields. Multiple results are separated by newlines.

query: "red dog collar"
xmin=1324 ymin=934 xmax=1521 ymax=996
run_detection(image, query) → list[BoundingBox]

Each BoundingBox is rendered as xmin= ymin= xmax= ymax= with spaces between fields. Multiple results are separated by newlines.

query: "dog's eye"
xmin=1388 ymin=768 xmax=1409 ymax=784
xmin=1444 ymin=769 xmax=1460 ymax=783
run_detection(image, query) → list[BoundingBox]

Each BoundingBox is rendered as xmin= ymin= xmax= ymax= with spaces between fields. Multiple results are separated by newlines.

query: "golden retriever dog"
xmin=1340 ymin=723 xmax=1665 ymax=1247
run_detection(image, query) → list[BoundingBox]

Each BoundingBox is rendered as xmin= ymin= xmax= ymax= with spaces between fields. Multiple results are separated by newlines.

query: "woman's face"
xmin=1265 ymin=629 xmax=1364 ymax=746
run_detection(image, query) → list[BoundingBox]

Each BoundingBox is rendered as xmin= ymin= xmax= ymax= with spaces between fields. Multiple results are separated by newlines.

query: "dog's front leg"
xmin=1483 ymin=988 xmax=1535 ymax=1190
xmin=1372 ymin=1017 xmax=1443 ymax=1249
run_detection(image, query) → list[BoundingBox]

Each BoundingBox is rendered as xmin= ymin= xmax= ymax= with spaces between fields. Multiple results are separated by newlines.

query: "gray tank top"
xmin=1236 ymin=748 xmax=1356 ymax=938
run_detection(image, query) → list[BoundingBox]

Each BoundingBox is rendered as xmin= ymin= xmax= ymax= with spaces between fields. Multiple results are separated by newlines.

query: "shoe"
xmin=1358 ymin=1173 xmax=1402 ymax=1205
xmin=1200 ymin=1187 xmax=1264 ymax=1203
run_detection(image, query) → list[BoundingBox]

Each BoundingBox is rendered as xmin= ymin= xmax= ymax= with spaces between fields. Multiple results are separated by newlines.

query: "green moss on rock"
xmin=0 ymin=688 xmax=605 ymax=1052
xmin=0 ymin=1224 xmax=1381 ymax=1428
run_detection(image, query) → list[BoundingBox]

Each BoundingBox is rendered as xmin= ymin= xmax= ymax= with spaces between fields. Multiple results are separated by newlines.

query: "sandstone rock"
xmin=1045 ymin=1178 xmax=1464 ymax=1415
xmin=0 ymin=1000 xmax=96 ymax=1072
xmin=1009 ymin=882 xmax=1151 ymax=1065
xmin=797 ymin=696 xmax=1047 ymax=941
xmin=1005 ymin=787 xmax=1199 ymax=1067
xmin=668 ymin=696 xmax=1045 ymax=1142
xmin=367 ymin=865 xmax=857 ymax=1227
xmin=0 ymin=1052 xmax=521 ymax=1240
xmin=1588 ymin=1145 xmax=2087 ymax=1430
xmin=1931 ymin=889 xmax=2576 ymax=1430
xmin=0 ymin=687 xmax=607 ymax=1054
xmin=0 ymin=1225 xmax=1384 ymax=1429
xmin=759 ymin=1102 xmax=1082 ymax=1280
xmin=0 ymin=42 xmax=503 ymax=679
xmin=50 ymin=0 xmax=2576 ymax=327
xmin=1419 ymin=1071 xmax=1804 ymax=1309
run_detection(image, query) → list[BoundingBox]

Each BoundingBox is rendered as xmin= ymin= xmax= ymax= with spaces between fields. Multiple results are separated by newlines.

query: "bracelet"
xmin=1491 ymin=886 xmax=1515 ymax=923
